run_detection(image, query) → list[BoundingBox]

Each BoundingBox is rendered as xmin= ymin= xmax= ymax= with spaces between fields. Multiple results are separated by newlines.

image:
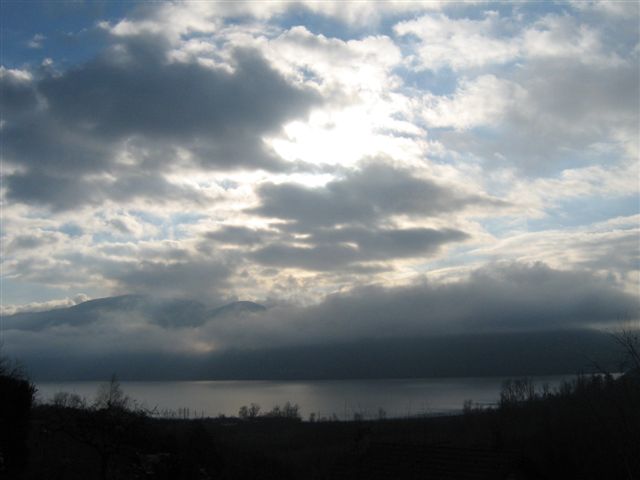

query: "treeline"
xmin=238 ymin=402 xmax=301 ymax=420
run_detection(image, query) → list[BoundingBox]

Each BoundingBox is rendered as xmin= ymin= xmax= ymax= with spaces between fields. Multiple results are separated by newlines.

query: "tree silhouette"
xmin=0 ymin=352 xmax=36 ymax=473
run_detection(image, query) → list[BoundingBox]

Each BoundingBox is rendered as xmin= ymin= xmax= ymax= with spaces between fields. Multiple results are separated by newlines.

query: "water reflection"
xmin=36 ymin=376 xmax=572 ymax=420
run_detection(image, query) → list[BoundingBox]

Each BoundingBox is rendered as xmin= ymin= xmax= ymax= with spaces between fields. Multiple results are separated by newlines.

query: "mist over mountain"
xmin=4 ymin=295 xmax=266 ymax=331
xmin=3 ymin=295 xmax=626 ymax=381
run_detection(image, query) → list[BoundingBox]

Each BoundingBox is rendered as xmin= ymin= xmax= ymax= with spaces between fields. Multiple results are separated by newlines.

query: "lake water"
xmin=36 ymin=375 xmax=572 ymax=420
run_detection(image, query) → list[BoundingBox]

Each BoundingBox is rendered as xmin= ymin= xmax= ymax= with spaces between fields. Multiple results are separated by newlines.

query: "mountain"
xmin=3 ymin=295 xmax=148 ymax=331
xmin=4 ymin=295 xmax=266 ymax=331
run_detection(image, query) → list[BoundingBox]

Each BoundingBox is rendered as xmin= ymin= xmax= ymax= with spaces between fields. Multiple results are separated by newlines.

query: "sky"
xmin=1 ymin=1 xmax=639 ymax=363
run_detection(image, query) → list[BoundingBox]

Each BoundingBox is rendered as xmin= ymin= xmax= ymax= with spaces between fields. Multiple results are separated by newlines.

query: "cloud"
xmin=2 ymin=37 xmax=320 ymax=209
xmin=521 ymin=14 xmax=621 ymax=66
xmin=0 ymin=67 xmax=38 ymax=119
xmin=429 ymin=57 xmax=638 ymax=173
xmin=394 ymin=10 xmax=625 ymax=73
xmin=103 ymin=212 xmax=159 ymax=238
xmin=251 ymin=161 xmax=501 ymax=229
xmin=0 ymin=294 xmax=89 ymax=316
xmin=39 ymin=43 xmax=315 ymax=150
xmin=112 ymin=258 xmax=231 ymax=299
xmin=3 ymin=231 xmax=61 ymax=254
xmin=418 ymin=74 xmax=526 ymax=130
xmin=27 ymin=33 xmax=45 ymax=49
xmin=4 ymin=169 xmax=210 ymax=211
xmin=262 ymin=26 xmax=402 ymax=95
xmin=231 ymin=161 xmax=502 ymax=271
xmin=476 ymin=215 xmax=640 ymax=292
xmin=215 ymin=262 xmax=638 ymax=348
xmin=204 ymin=226 xmax=279 ymax=247
xmin=394 ymin=9 xmax=638 ymax=174
xmin=251 ymin=227 xmax=467 ymax=271
xmin=569 ymin=1 xmax=640 ymax=19
xmin=102 ymin=0 xmax=451 ymax=41
xmin=394 ymin=12 xmax=519 ymax=71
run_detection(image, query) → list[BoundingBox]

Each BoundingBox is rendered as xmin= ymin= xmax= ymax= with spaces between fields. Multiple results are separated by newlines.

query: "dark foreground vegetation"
xmin=2 ymin=332 xmax=639 ymax=480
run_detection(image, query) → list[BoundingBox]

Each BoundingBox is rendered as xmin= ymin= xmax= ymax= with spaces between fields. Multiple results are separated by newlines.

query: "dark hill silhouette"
xmin=17 ymin=330 xmax=626 ymax=381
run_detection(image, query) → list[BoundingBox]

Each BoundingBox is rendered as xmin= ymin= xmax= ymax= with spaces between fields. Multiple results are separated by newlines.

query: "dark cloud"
xmin=251 ymin=162 xmax=501 ymax=229
xmin=39 ymin=42 xmax=315 ymax=154
xmin=0 ymin=70 xmax=40 ymax=119
xmin=204 ymin=226 xmax=280 ymax=246
xmin=2 ymin=36 xmax=320 ymax=209
xmin=4 ymin=232 xmax=60 ymax=253
xmin=2 ymin=116 xmax=114 ymax=175
xmin=308 ymin=226 xmax=467 ymax=258
xmin=251 ymin=227 xmax=467 ymax=270
xmin=252 ymin=243 xmax=362 ymax=271
xmin=107 ymin=218 xmax=134 ymax=235
xmin=112 ymin=258 xmax=231 ymax=299
xmin=4 ymin=171 xmax=99 ymax=209
xmin=238 ymin=161 xmax=490 ymax=271
xmin=4 ymin=169 xmax=207 ymax=211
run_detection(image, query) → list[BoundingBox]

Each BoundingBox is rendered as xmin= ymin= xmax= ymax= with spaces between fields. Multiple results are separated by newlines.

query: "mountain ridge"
xmin=4 ymin=295 xmax=267 ymax=331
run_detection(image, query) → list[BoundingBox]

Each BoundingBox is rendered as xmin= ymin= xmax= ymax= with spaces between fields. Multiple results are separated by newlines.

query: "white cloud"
xmin=0 ymin=66 xmax=33 ymax=83
xmin=417 ymin=74 xmax=526 ymax=129
xmin=394 ymin=10 xmax=626 ymax=72
xmin=394 ymin=12 xmax=519 ymax=71
xmin=101 ymin=3 xmax=222 ymax=42
xmin=474 ymin=216 xmax=640 ymax=294
xmin=522 ymin=14 xmax=624 ymax=67
xmin=101 ymin=0 xmax=452 ymax=43
xmin=0 ymin=294 xmax=90 ymax=316
xmin=27 ymin=33 xmax=45 ymax=49
xmin=263 ymin=26 xmax=402 ymax=95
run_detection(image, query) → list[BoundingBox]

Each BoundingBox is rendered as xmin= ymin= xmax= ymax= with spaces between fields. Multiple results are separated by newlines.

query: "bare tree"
xmin=94 ymin=374 xmax=130 ymax=411
xmin=612 ymin=327 xmax=640 ymax=372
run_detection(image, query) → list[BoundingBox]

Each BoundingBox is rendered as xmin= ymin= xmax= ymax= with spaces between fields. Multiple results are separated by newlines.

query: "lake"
xmin=36 ymin=375 xmax=572 ymax=420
